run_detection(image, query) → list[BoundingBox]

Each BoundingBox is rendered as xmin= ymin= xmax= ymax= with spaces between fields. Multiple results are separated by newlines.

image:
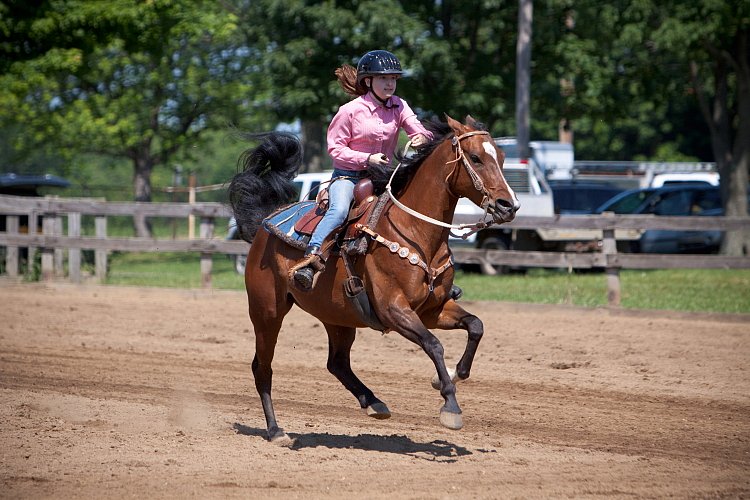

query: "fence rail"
xmin=2 ymin=195 xmax=749 ymax=305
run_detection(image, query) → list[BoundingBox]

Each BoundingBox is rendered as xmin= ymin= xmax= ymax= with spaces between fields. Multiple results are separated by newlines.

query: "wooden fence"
xmin=1 ymin=194 xmax=749 ymax=305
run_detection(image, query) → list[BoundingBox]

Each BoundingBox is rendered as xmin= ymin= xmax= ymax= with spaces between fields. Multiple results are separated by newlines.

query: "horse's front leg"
xmin=386 ymin=301 xmax=463 ymax=430
xmin=425 ymin=300 xmax=484 ymax=386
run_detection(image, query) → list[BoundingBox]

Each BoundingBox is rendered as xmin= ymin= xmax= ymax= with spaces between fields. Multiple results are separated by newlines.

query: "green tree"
xmin=0 ymin=0 xmax=265 ymax=236
xmin=404 ymin=1 xmax=519 ymax=135
xmin=653 ymin=0 xmax=749 ymax=255
xmin=226 ymin=0 xmax=446 ymax=172
xmin=544 ymin=0 xmax=748 ymax=254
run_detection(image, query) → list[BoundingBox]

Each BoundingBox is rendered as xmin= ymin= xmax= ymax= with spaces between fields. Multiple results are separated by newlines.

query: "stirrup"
xmin=293 ymin=266 xmax=316 ymax=290
xmin=289 ymin=252 xmax=325 ymax=291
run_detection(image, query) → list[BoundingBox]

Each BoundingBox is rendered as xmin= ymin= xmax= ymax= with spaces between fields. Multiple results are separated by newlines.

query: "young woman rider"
xmin=293 ymin=50 xmax=433 ymax=290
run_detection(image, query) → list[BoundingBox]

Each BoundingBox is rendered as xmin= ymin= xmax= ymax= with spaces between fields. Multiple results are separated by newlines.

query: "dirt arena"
xmin=1 ymin=282 xmax=748 ymax=499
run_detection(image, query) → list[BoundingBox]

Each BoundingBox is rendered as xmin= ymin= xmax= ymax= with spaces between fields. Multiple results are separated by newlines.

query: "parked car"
xmin=548 ymin=180 xmax=625 ymax=215
xmin=0 ymin=173 xmax=70 ymax=232
xmin=0 ymin=173 xmax=71 ymax=270
xmin=594 ymin=185 xmax=725 ymax=254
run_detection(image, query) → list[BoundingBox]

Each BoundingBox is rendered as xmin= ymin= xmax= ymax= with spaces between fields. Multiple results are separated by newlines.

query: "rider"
xmin=293 ymin=50 xmax=433 ymax=290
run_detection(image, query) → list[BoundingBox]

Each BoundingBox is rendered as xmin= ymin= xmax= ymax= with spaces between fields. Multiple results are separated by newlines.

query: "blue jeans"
xmin=308 ymin=169 xmax=364 ymax=248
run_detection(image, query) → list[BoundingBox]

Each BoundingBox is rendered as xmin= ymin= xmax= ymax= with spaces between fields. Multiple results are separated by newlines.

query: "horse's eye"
xmin=470 ymin=154 xmax=481 ymax=164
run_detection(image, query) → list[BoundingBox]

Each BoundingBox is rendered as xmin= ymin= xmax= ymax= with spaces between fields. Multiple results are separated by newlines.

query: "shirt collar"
xmin=362 ymin=92 xmax=399 ymax=110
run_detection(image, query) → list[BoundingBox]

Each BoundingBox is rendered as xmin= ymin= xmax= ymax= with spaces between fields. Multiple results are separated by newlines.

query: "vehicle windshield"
xmin=598 ymin=189 xmax=655 ymax=214
xmin=551 ymin=185 xmax=623 ymax=213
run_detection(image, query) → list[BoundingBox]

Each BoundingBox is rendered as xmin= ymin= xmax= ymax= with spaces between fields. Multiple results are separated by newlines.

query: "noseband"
xmin=385 ymin=130 xmax=497 ymax=235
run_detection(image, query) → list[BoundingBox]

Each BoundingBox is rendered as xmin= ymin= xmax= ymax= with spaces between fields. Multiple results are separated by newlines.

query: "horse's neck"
xmin=384 ymin=158 xmax=457 ymax=256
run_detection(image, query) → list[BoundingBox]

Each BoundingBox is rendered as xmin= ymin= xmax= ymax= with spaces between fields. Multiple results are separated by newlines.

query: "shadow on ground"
xmin=232 ymin=422 xmax=478 ymax=461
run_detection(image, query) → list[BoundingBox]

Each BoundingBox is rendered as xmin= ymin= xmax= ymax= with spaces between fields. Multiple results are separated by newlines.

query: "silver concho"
xmin=398 ymin=247 xmax=410 ymax=258
xmin=389 ymin=242 xmax=400 ymax=253
xmin=408 ymin=253 xmax=420 ymax=265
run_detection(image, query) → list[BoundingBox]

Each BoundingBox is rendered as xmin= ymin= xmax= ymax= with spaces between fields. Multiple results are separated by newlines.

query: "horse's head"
xmin=444 ymin=115 xmax=520 ymax=223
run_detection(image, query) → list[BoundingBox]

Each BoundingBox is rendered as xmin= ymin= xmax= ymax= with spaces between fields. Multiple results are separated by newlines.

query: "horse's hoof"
xmin=363 ymin=402 xmax=391 ymax=419
xmin=439 ymin=410 xmax=463 ymax=430
xmin=269 ymin=429 xmax=294 ymax=447
xmin=431 ymin=366 xmax=458 ymax=390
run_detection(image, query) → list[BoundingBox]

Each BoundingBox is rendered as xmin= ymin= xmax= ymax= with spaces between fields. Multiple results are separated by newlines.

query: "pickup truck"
xmin=450 ymin=144 xmax=643 ymax=274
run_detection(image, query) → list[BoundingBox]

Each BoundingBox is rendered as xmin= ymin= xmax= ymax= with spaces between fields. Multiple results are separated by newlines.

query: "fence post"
xmin=95 ymin=216 xmax=107 ymax=283
xmin=601 ymin=212 xmax=621 ymax=306
xmin=54 ymin=214 xmax=64 ymax=277
xmin=41 ymin=214 xmax=55 ymax=281
xmin=5 ymin=215 xmax=19 ymax=278
xmin=200 ymin=217 xmax=214 ymax=289
xmin=68 ymin=212 xmax=81 ymax=283
xmin=188 ymin=173 xmax=196 ymax=240
xmin=27 ymin=211 xmax=38 ymax=277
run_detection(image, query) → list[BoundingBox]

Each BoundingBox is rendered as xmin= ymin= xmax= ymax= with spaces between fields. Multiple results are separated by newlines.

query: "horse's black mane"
xmin=369 ymin=118 xmax=486 ymax=196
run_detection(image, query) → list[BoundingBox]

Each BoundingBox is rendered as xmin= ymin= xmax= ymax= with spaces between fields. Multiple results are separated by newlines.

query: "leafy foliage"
xmin=0 ymin=0 xmax=747 ymax=245
xmin=0 ymin=1 xmax=267 ymax=203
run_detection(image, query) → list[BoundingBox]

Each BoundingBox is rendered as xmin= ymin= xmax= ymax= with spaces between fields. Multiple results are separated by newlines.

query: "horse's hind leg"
xmin=323 ymin=324 xmax=391 ymax=419
xmin=251 ymin=313 xmax=291 ymax=444
xmin=247 ymin=277 xmax=294 ymax=444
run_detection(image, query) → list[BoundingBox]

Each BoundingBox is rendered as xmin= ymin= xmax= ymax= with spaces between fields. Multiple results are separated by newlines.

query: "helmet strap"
xmin=369 ymin=88 xmax=395 ymax=109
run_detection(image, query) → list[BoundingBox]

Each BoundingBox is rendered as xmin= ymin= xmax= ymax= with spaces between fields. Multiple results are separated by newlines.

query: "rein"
xmin=348 ymin=130 xmax=498 ymax=294
xmin=384 ymin=131 xmax=496 ymax=238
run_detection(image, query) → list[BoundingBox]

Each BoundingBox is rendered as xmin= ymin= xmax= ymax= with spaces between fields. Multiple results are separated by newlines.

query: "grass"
xmin=106 ymin=251 xmax=242 ymax=290
xmin=454 ymin=268 xmax=750 ymax=314
xmin=104 ymin=252 xmax=750 ymax=314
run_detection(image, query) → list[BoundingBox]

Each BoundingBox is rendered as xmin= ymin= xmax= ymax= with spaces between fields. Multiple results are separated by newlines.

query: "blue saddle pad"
xmin=262 ymin=201 xmax=317 ymax=250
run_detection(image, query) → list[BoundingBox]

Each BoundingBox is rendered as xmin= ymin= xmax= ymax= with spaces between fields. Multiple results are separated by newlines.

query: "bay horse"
xmin=229 ymin=115 xmax=519 ymax=444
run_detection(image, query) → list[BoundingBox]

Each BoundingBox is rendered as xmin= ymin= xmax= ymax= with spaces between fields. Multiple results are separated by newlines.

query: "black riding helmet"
xmin=356 ymin=50 xmax=403 ymax=86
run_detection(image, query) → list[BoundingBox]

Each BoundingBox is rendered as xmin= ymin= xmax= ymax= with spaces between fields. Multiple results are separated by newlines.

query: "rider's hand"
xmin=367 ymin=153 xmax=389 ymax=167
xmin=411 ymin=134 xmax=428 ymax=148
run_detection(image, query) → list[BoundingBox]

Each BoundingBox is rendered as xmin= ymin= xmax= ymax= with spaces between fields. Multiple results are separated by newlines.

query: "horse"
xmin=229 ymin=115 xmax=519 ymax=444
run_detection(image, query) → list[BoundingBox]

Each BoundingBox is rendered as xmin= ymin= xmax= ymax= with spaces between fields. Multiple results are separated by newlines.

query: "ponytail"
xmin=335 ymin=64 xmax=368 ymax=98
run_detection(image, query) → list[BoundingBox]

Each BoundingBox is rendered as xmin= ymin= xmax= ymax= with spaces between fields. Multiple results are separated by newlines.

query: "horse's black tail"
xmin=228 ymin=132 xmax=302 ymax=242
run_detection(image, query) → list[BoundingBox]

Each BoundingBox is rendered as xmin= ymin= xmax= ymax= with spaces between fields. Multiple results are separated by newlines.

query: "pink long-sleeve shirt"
xmin=327 ymin=93 xmax=433 ymax=172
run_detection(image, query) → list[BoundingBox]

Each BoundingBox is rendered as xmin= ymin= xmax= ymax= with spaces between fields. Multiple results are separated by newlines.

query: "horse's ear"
xmin=465 ymin=115 xmax=480 ymax=129
xmin=444 ymin=114 xmax=465 ymax=136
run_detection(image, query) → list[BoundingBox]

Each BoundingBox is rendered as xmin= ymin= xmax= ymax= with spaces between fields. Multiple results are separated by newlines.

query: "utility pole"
xmin=516 ymin=0 xmax=533 ymax=160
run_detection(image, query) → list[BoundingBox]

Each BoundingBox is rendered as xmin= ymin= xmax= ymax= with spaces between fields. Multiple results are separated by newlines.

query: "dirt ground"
xmin=1 ymin=282 xmax=748 ymax=499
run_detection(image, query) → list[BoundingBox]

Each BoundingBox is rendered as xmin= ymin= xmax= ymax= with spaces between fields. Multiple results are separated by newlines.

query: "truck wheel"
xmin=479 ymin=237 xmax=510 ymax=275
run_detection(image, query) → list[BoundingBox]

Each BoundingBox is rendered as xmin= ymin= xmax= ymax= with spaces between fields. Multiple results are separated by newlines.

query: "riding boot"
xmin=292 ymin=244 xmax=325 ymax=291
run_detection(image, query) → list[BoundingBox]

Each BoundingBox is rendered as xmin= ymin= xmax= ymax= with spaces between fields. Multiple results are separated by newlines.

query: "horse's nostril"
xmin=496 ymin=198 xmax=518 ymax=212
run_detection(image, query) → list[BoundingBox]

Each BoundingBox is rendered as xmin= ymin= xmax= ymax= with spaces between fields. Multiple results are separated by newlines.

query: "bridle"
xmin=385 ymin=130 xmax=498 ymax=238
xmin=354 ymin=130 xmax=499 ymax=293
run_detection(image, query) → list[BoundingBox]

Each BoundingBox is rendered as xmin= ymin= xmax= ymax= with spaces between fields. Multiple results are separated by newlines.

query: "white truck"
xmin=450 ymin=138 xmax=637 ymax=274
xmin=569 ymin=161 xmax=719 ymax=189
xmin=450 ymin=154 xmax=608 ymax=274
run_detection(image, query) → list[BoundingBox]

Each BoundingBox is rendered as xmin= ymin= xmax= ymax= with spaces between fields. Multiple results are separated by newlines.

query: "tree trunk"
xmin=515 ymin=0 xmax=533 ymax=159
xmin=133 ymin=155 xmax=154 ymax=238
xmin=301 ymin=118 xmax=326 ymax=173
xmin=691 ymin=28 xmax=750 ymax=256
xmin=720 ymin=154 xmax=749 ymax=255
xmin=717 ymin=29 xmax=750 ymax=255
